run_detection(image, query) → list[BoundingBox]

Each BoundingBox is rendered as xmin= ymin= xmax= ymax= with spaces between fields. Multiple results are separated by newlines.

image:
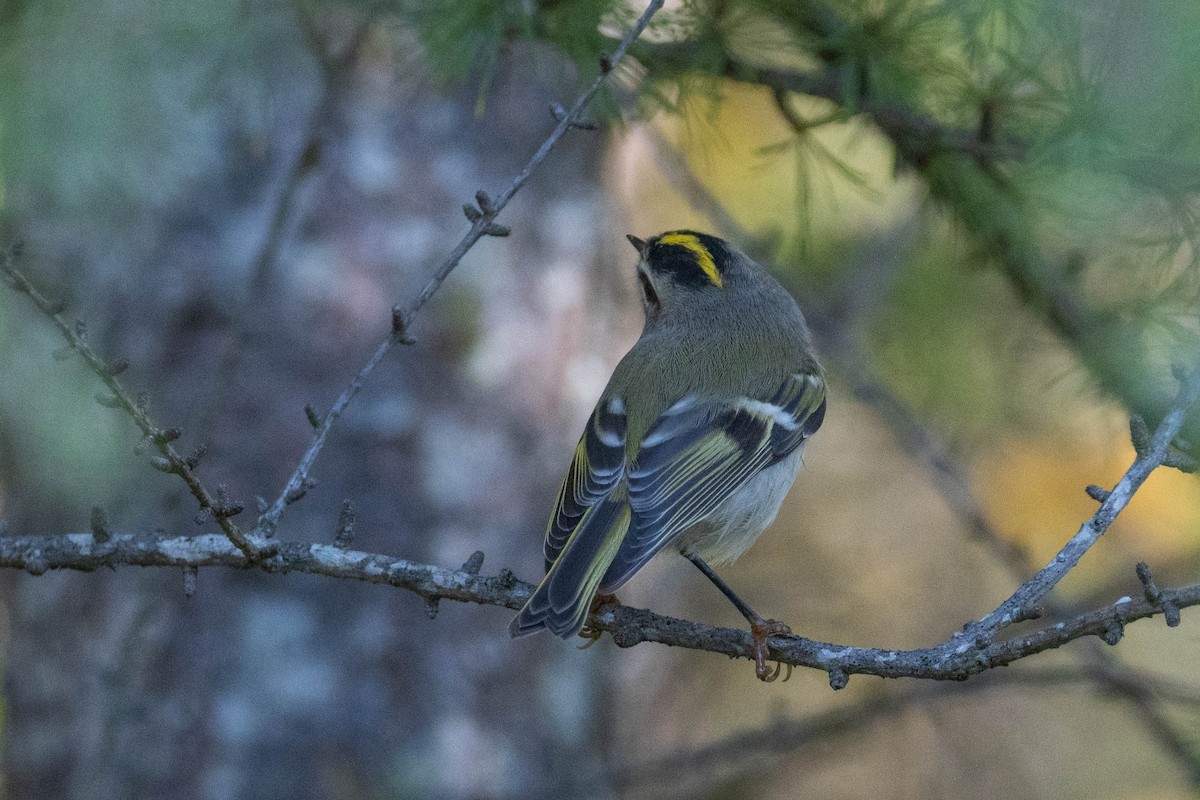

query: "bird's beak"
xmin=626 ymin=234 xmax=648 ymax=255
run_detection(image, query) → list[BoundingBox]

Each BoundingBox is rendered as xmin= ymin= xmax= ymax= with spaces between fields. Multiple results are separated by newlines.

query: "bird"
xmin=509 ymin=230 xmax=826 ymax=681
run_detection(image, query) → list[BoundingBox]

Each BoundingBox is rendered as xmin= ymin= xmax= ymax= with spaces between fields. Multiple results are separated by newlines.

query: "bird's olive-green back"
xmin=606 ymin=241 xmax=819 ymax=450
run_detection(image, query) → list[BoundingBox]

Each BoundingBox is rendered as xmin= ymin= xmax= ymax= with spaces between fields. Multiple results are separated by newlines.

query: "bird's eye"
xmin=638 ymin=269 xmax=661 ymax=314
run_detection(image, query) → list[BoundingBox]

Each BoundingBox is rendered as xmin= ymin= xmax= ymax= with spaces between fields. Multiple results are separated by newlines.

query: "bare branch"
xmin=968 ymin=365 xmax=1200 ymax=641
xmin=255 ymin=0 xmax=667 ymax=535
xmin=0 ymin=247 xmax=258 ymax=561
xmin=0 ymin=532 xmax=531 ymax=610
xmin=2 ymin=528 xmax=1198 ymax=685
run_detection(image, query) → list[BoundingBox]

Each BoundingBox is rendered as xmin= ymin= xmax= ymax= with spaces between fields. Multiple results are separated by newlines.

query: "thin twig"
xmin=0 ymin=248 xmax=257 ymax=560
xmin=815 ymin=311 xmax=1200 ymax=777
xmin=255 ymin=0 xmax=666 ymax=535
xmin=969 ymin=365 xmax=1200 ymax=641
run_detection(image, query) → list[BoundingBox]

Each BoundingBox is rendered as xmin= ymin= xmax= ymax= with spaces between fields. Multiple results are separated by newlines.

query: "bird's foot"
xmin=751 ymin=618 xmax=793 ymax=682
xmin=577 ymin=625 xmax=603 ymax=649
xmin=577 ymin=593 xmax=620 ymax=650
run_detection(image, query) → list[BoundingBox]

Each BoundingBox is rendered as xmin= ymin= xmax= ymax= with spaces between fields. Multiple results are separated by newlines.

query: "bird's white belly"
xmin=674 ymin=447 xmax=804 ymax=565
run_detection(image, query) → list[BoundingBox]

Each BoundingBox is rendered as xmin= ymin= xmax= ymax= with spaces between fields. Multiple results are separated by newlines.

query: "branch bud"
xmin=550 ymin=103 xmax=599 ymax=130
xmin=304 ymin=404 xmax=322 ymax=430
xmin=184 ymin=444 xmax=207 ymax=469
xmin=334 ymin=499 xmax=356 ymax=548
xmin=1162 ymin=449 xmax=1198 ymax=473
xmin=424 ymin=596 xmax=441 ymax=619
xmin=90 ymin=506 xmax=111 ymax=544
xmin=102 ymin=358 xmax=130 ymax=377
xmin=1129 ymin=414 xmax=1151 ymax=457
xmin=183 ymin=565 xmax=198 ymax=598
xmin=214 ymin=501 xmax=245 ymax=519
xmin=392 ymin=305 xmax=416 ymax=343
xmin=460 ymin=550 xmax=485 ymax=575
xmin=153 ymin=427 xmax=183 ymax=444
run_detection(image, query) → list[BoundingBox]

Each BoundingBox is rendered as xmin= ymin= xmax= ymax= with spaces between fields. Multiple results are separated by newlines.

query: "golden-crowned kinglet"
xmin=510 ymin=230 xmax=826 ymax=681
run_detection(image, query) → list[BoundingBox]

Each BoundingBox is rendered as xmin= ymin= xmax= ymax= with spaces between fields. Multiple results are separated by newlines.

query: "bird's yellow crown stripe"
xmin=658 ymin=232 xmax=723 ymax=287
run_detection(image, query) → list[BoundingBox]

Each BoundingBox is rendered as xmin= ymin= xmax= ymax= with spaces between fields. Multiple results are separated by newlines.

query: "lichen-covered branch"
xmin=0 ymin=532 xmax=533 ymax=610
xmin=4 ymin=356 xmax=1192 ymax=685
xmin=0 ymin=315 xmax=1195 ymax=681
xmin=0 ymin=526 xmax=1196 ymax=686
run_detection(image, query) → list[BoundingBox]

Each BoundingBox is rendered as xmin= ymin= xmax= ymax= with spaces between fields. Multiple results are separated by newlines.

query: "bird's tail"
xmin=509 ymin=499 xmax=630 ymax=639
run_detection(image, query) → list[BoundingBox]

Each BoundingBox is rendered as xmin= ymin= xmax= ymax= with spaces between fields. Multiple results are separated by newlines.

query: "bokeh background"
xmin=1 ymin=1 xmax=1199 ymax=798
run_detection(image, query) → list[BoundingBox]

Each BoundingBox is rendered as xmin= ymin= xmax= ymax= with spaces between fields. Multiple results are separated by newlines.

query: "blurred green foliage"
xmin=408 ymin=0 xmax=628 ymax=111
xmin=0 ymin=0 xmax=305 ymax=215
xmin=0 ymin=306 xmax=133 ymax=513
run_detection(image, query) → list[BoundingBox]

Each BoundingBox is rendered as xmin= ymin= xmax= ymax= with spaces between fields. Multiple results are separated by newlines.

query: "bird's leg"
xmin=686 ymin=554 xmax=793 ymax=682
xmin=578 ymin=593 xmax=621 ymax=649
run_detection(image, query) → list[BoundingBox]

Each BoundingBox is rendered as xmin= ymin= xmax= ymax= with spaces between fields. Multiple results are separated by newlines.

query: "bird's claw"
xmin=751 ymin=618 xmax=793 ymax=682
xmin=577 ymin=593 xmax=621 ymax=649
xmin=577 ymin=625 xmax=603 ymax=649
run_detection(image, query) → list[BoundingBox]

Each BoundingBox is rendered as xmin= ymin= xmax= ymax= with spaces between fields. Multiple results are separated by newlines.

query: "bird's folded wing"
xmin=543 ymin=396 xmax=627 ymax=570
xmin=600 ymin=372 xmax=826 ymax=591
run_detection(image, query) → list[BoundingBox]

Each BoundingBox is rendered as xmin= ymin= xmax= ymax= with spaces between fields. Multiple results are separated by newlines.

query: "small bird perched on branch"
xmin=510 ymin=230 xmax=826 ymax=681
